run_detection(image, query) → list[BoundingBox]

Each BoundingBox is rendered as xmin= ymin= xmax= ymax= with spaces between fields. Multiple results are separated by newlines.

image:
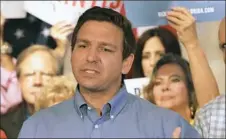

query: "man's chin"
xmin=79 ymin=84 xmax=103 ymax=93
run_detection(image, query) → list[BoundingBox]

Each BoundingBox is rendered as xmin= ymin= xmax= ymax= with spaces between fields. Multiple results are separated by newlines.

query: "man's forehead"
xmin=26 ymin=51 xmax=54 ymax=61
xmin=20 ymin=51 xmax=55 ymax=69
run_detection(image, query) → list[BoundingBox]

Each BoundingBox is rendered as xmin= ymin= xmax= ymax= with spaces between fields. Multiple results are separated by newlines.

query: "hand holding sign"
xmin=50 ymin=21 xmax=74 ymax=44
xmin=167 ymin=7 xmax=199 ymax=47
xmin=124 ymin=1 xmax=225 ymax=27
xmin=50 ymin=21 xmax=74 ymax=58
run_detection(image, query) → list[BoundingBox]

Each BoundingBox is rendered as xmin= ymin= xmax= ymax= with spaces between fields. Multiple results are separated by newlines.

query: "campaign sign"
xmin=124 ymin=77 xmax=150 ymax=98
xmin=124 ymin=1 xmax=225 ymax=27
xmin=24 ymin=1 xmax=124 ymax=25
xmin=1 ymin=1 xmax=26 ymax=19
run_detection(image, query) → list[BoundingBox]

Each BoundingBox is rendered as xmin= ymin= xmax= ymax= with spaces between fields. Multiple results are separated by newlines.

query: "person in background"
xmin=143 ymin=7 xmax=219 ymax=108
xmin=0 ymin=12 xmax=74 ymax=115
xmin=34 ymin=75 xmax=75 ymax=112
xmin=194 ymin=17 xmax=225 ymax=138
xmin=18 ymin=6 xmax=200 ymax=138
xmin=0 ymin=45 xmax=61 ymax=138
xmin=133 ymin=27 xmax=182 ymax=78
xmin=1 ymin=12 xmax=23 ymax=115
xmin=144 ymin=53 xmax=198 ymax=124
xmin=166 ymin=7 xmax=220 ymax=107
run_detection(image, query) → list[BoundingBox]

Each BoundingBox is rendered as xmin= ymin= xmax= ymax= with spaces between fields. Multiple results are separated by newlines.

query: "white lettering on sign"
xmin=24 ymin=0 xmax=124 ymax=25
xmin=157 ymin=7 xmax=215 ymax=18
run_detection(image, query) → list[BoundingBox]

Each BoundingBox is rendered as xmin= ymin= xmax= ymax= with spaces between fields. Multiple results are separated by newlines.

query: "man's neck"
xmin=79 ymin=83 xmax=122 ymax=116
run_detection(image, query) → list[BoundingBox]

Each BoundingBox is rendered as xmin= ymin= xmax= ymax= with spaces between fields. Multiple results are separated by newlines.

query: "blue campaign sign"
xmin=124 ymin=1 xmax=225 ymax=27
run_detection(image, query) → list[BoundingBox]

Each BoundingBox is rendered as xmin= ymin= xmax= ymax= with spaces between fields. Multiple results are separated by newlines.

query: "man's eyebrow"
xmin=100 ymin=42 xmax=117 ymax=49
xmin=76 ymin=39 xmax=90 ymax=44
xmin=77 ymin=39 xmax=118 ymax=48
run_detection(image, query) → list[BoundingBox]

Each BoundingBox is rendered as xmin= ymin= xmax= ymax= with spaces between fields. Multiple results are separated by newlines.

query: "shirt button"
xmin=88 ymin=107 xmax=91 ymax=110
xmin=80 ymin=115 xmax=83 ymax=118
xmin=110 ymin=115 xmax=114 ymax=119
xmin=94 ymin=124 xmax=99 ymax=129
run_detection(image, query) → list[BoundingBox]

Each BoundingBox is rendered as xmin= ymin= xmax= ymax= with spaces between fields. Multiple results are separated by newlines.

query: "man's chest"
xmin=41 ymin=114 xmax=153 ymax=138
xmin=48 ymin=115 xmax=145 ymax=138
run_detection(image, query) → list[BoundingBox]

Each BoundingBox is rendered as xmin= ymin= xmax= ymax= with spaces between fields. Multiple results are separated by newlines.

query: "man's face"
xmin=71 ymin=21 xmax=133 ymax=93
xmin=19 ymin=51 xmax=56 ymax=105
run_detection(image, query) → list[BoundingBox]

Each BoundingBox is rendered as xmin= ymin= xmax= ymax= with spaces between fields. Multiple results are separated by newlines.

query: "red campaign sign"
xmin=63 ymin=0 xmax=122 ymax=9
xmin=24 ymin=1 xmax=125 ymax=25
xmin=60 ymin=0 xmax=125 ymax=15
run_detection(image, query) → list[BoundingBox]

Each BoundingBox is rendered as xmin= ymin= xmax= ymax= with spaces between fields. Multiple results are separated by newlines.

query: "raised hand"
xmin=166 ymin=7 xmax=199 ymax=47
xmin=50 ymin=21 xmax=74 ymax=58
xmin=50 ymin=21 xmax=74 ymax=45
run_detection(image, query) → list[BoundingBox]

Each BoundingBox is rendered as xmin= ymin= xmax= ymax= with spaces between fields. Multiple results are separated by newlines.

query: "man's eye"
xmin=103 ymin=48 xmax=113 ymax=52
xmin=99 ymin=47 xmax=113 ymax=52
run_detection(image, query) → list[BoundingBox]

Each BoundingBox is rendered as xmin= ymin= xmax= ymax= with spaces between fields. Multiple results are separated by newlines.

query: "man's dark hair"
xmin=71 ymin=6 xmax=136 ymax=60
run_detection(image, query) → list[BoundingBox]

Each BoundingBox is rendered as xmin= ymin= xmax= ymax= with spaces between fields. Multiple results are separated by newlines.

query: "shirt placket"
xmin=87 ymin=105 xmax=111 ymax=138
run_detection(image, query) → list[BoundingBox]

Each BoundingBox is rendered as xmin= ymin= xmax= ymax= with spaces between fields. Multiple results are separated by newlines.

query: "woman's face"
xmin=142 ymin=36 xmax=165 ymax=77
xmin=152 ymin=63 xmax=189 ymax=111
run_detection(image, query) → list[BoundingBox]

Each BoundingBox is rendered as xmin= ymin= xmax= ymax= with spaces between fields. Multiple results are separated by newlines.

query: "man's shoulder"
xmin=127 ymin=93 xmax=183 ymax=125
xmin=127 ymin=94 xmax=199 ymax=138
xmin=28 ymin=97 xmax=75 ymax=123
xmin=128 ymin=93 xmax=179 ymax=115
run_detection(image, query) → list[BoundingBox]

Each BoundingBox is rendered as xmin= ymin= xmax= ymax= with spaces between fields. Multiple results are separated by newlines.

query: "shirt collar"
xmin=74 ymin=85 xmax=129 ymax=117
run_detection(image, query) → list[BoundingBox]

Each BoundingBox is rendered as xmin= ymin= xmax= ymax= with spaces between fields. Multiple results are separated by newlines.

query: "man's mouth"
xmin=85 ymin=70 xmax=97 ymax=74
xmin=82 ymin=68 xmax=100 ymax=74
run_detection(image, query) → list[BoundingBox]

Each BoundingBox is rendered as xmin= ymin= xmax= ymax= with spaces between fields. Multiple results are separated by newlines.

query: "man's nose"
xmin=86 ymin=47 xmax=99 ymax=63
xmin=33 ymin=73 xmax=43 ymax=87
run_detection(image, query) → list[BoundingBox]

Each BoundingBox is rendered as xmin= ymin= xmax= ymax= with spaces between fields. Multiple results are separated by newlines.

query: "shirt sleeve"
xmin=180 ymin=117 xmax=201 ymax=138
xmin=18 ymin=118 xmax=37 ymax=138
xmin=18 ymin=113 xmax=49 ymax=138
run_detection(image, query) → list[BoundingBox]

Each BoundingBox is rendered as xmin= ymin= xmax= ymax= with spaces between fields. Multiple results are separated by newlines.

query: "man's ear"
xmin=122 ymin=54 xmax=134 ymax=74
